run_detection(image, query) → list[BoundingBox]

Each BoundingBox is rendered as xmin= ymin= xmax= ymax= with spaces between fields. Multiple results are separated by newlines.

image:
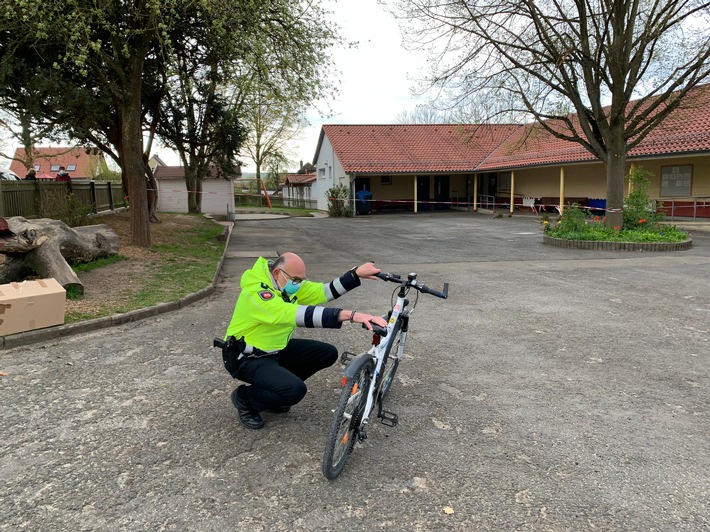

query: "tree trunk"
xmin=195 ymin=178 xmax=203 ymax=212
xmin=122 ymin=54 xmax=151 ymax=247
xmin=187 ymin=170 xmax=200 ymax=213
xmin=605 ymin=142 xmax=627 ymax=229
xmin=0 ymin=217 xmax=120 ymax=294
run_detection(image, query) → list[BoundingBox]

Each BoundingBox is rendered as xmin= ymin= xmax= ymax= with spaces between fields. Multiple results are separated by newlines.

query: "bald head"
xmin=272 ymin=252 xmax=306 ymax=280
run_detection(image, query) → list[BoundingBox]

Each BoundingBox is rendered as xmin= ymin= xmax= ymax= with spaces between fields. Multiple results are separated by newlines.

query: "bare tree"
xmin=388 ymin=0 xmax=710 ymax=227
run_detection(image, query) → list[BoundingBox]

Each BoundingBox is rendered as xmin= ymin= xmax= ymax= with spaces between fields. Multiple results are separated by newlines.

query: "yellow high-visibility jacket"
xmin=225 ymin=257 xmax=360 ymax=352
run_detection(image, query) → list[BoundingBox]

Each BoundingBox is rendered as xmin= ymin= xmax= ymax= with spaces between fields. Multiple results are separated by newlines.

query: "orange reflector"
xmin=342 ymin=433 xmax=349 ymax=445
xmin=351 ymin=383 xmax=359 ymax=395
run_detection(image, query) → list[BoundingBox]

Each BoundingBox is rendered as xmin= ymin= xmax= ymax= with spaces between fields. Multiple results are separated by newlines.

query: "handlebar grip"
xmin=363 ymin=322 xmax=388 ymax=337
xmin=213 ymin=338 xmax=226 ymax=349
xmin=421 ymin=283 xmax=449 ymax=299
xmin=376 ymin=272 xmax=401 ymax=282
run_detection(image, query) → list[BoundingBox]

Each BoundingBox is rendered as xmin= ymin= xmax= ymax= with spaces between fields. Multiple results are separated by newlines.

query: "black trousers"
xmin=235 ymin=338 xmax=338 ymax=412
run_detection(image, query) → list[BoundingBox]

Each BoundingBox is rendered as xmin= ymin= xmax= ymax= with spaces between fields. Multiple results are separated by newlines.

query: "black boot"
xmin=231 ymin=386 xmax=264 ymax=429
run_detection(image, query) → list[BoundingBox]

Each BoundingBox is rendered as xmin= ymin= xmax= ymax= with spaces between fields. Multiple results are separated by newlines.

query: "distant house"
xmin=282 ymin=172 xmax=317 ymax=208
xmin=147 ymin=154 xmax=168 ymax=172
xmin=152 ymin=164 xmax=241 ymax=216
xmin=9 ymin=147 xmax=108 ymax=180
xmin=281 ymin=161 xmax=317 ymax=208
xmin=311 ymin=84 xmax=710 ymax=217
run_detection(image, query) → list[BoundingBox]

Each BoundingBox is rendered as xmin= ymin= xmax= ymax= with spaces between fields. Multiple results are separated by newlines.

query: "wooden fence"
xmin=0 ymin=180 xmax=126 ymax=219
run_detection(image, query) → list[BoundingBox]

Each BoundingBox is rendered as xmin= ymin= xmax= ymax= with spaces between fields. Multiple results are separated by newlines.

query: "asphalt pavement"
xmin=1 ymin=211 xmax=709 ymax=531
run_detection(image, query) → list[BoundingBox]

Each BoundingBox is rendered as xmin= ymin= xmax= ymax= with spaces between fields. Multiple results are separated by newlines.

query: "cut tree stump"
xmin=0 ymin=216 xmax=120 ymax=294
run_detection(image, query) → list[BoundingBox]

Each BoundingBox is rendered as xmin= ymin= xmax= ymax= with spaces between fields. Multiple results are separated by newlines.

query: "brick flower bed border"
xmin=542 ymin=235 xmax=693 ymax=251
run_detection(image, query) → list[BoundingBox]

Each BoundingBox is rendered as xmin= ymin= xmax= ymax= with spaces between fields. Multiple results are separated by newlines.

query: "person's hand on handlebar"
xmin=353 ymin=262 xmax=382 ymax=280
xmin=340 ymin=310 xmax=388 ymax=331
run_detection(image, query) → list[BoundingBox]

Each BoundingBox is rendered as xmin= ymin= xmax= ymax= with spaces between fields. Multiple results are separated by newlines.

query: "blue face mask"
xmin=283 ymin=279 xmax=302 ymax=297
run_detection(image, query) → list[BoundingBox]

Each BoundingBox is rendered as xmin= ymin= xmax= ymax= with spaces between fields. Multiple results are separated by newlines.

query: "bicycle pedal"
xmin=380 ymin=410 xmax=398 ymax=427
xmin=340 ymin=350 xmax=356 ymax=365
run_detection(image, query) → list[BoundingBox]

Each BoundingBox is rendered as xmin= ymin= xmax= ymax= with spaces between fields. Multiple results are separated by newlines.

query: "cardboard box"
xmin=0 ymin=278 xmax=66 ymax=336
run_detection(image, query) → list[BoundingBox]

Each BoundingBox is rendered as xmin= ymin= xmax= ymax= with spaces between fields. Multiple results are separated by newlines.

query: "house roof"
xmin=319 ymin=124 xmax=520 ymax=174
xmin=319 ymin=84 xmax=710 ymax=174
xmin=9 ymin=147 xmax=106 ymax=179
xmin=477 ymin=84 xmax=710 ymax=171
xmin=284 ymin=172 xmax=316 ymax=185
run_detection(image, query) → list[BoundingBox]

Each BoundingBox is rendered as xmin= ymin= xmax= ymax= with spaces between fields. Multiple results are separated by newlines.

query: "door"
xmin=434 ymin=175 xmax=450 ymax=210
xmin=417 ymin=176 xmax=430 ymax=211
xmin=354 ymin=177 xmax=371 ymax=214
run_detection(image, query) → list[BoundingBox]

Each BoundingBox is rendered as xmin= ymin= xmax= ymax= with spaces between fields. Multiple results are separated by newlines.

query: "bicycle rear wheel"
xmin=322 ymin=362 xmax=372 ymax=480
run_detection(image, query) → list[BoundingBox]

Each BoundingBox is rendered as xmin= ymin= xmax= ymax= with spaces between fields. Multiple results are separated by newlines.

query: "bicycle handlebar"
xmin=375 ymin=272 xmax=449 ymax=299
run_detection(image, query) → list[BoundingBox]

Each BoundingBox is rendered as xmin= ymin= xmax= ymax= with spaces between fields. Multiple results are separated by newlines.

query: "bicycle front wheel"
xmin=322 ymin=362 xmax=372 ymax=480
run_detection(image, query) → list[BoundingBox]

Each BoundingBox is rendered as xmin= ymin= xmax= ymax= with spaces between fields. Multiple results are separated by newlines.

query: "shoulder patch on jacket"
xmin=258 ymin=290 xmax=275 ymax=301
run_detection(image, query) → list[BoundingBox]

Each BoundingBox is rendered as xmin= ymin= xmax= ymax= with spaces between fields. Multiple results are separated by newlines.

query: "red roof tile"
xmin=478 ymin=84 xmax=710 ymax=170
xmin=284 ymin=172 xmax=316 ymax=185
xmin=322 ymin=124 xmax=519 ymax=174
xmin=9 ymin=147 xmax=106 ymax=179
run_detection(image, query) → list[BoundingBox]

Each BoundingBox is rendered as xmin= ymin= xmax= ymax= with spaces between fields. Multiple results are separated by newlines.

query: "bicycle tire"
xmin=380 ymin=321 xmax=402 ymax=399
xmin=322 ymin=361 xmax=372 ymax=480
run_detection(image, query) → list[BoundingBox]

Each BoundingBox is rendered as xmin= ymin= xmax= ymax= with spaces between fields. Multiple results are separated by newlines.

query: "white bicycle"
xmin=322 ymin=271 xmax=448 ymax=480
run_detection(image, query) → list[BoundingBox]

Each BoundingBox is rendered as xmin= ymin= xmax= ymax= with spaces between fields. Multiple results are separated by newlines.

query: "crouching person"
xmin=224 ymin=252 xmax=386 ymax=429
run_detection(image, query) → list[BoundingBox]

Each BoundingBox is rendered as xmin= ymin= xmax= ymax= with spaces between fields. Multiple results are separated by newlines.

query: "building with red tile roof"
xmin=310 ymin=85 xmax=710 ymax=217
xmin=282 ymin=172 xmax=317 ymax=209
xmin=9 ymin=147 xmax=108 ymax=180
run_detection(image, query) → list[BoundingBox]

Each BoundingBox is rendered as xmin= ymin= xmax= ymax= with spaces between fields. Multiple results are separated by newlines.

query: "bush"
xmin=326 ymin=183 xmax=353 ymax=217
xmin=40 ymin=190 xmax=94 ymax=227
xmin=623 ymin=167 xmax=665 ymax=230
xmin=541 ymin=165 xmax=687 ymax=243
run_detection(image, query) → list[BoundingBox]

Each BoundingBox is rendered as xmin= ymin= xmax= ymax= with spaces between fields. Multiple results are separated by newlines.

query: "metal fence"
xmin=235 ymin=193 xmax=318 ymax=210
xmin=655 ymin=196 xmax=710 ymax=221
xmin=0 ymin=180 xmax=126 ymax=219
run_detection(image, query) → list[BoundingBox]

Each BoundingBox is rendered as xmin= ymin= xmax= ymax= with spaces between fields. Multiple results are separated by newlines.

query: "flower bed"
xmin=543 ymin=235 xmax=692 ymax=251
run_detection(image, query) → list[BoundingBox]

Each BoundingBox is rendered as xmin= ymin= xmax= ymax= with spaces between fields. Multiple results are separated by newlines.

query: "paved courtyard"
xmin=1 ymin=211 xmax=709 ymax=531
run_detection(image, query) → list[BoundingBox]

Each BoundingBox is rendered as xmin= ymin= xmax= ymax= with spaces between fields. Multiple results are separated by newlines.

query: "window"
xmin=660 ymin=165 xmax=692 ymax=196
xmin=498 ymin=172 xmax=512 ymax=191
xmin=67 ymin=164 xmax=77 ymax=171
xmin=381 ymin=175 xmax=392 ymax=185
xmin=34 ymin=164 xmax=41 ymax=171
xmin=50 ymin=164 xmax=60 ymax=172
xmin=318 ymin=167 xmax=326 ymax=179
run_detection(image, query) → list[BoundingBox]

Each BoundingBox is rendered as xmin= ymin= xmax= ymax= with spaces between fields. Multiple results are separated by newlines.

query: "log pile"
xmin=0 ymin=216 xmax=120 ymax=294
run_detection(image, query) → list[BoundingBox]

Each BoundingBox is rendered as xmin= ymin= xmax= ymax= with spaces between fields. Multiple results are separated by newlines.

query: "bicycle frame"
xmin=355 ymin=289 xmax=408 ymax=435
xmin=343 ymin=272 xmax=447 ymax=439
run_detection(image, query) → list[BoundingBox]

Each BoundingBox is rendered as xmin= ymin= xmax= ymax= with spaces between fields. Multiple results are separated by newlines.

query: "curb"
xmin=542 ymin=235 xmax=693 ymax=251
xmin=0 ymin=220 xmax=234 ymax=350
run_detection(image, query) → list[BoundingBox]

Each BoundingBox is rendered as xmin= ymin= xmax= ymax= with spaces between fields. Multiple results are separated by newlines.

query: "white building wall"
xmin=157 ymin=178 xmax=235 ymax=216
xmin=313 ymin=134 xmax=339 ymax=211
